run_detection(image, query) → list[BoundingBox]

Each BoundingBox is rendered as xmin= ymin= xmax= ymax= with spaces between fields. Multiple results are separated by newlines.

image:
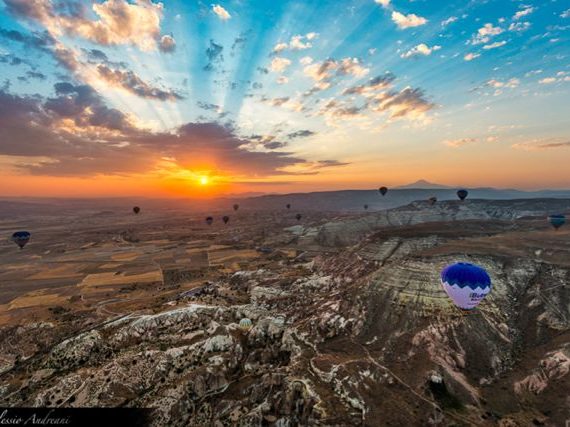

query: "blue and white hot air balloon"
xmin=440 ymin=262 xmax=491 ymax=310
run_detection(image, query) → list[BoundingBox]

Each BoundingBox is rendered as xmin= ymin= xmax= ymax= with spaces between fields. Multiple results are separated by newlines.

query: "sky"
xmin=0 ymin=0 xmax=569 ymax=198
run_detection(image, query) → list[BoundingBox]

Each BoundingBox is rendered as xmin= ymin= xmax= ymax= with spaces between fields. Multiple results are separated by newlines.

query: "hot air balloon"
xmin=233 ymin=204 xmax=239 ymax=211
xmin=206 ymin=216 xmax=213 ymax=226
xmin=295 ymin=213 xmax=302 ymax=221
xmin=11 ymin=231 xmax=31 ymax=249
xmin=379 ymin=186 xmax=388 ymax=196
xmin=286 ymin=204 xmax=291 ymax=209
xmin=223 ymin=215 xmax=230 ymax=224
xmin=440 ymin=262 xmax=491 ymax=310
xmin=133 ymin=206 xmax=140 ymax=214
xmin=364 ymin=204 xmax=369 ymax=210
xmin=548 ymin=214 xmax=566 ymax=230
xmin=428 ymin=197 xmax=437 ymax=206
xmin=239 ymin=318 xmax=252 ymax=332
xmin=457 ymin=189 xmax=468 ymax=201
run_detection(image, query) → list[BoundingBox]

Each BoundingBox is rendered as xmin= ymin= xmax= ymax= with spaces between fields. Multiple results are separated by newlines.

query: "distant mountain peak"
xmin=395 ymin=179 xmax=451 ymax=189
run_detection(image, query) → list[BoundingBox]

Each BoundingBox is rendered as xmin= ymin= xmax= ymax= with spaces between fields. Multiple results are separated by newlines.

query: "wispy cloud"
xmin=471 ymin=23 xmax=503 ymax=45
xmin=401 ymin=43 xmax=441 ymax=59
xmin=391 ymin=11 xmax=427 ymax=29
xmin=513 ymin=6 xmax=534 ymax=21
xmin=512 ymin=139 xmax=570 ymax=151
xmin=443 ymin=138 xmax=477 ymax=148
xmin=269 ymin=57 xmax=292 ymax=73
xmin=483 ymin=40 xmax=507 ymax=50
xmin=272 ymin=33 xmax=318 ymax=53
xmin=212 ymin=4 xmax=231 ymax=20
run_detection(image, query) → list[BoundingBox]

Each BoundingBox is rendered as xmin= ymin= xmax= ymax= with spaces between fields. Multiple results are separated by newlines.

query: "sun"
xmin=199 ymin=176 xmax=209 ymax=186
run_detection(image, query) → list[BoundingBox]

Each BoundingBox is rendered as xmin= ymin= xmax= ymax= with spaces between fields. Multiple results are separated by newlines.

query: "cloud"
xmin=231 ymin=31 xmax=249 ymax=55
xmin=337 ymin=58 xmax=369 ymax=77
xmin=315 ymin=99 xmax=368 ymax=125
xmin=0 ymin=86 xmax=329 ymax=177
xmin=342 ymin=73 xmax=396 ymax=96
xmin=196 ymin=101 xmax=225 ymax=116
xmin=512 ymin=139 xmax=570 ymax=151
xmin=443 ymin=138 xmax=477 ymax=148
xmin=441 ymin=16 xmax=458 ymax=27
xmin=391 ymin=11 xmax=427 ymax=29
xmin=562 ymin=9 xmax=570 ymax=18
xmin=287 ymin=130 xmax=316 ymax=139
xmin=374 ymin=0 xmax=390 ymax=7
xmin=82 ymin=48 xmax=127 ymax=68
xmin=464 ymin=53 xmax=480 ymax=61
xmin=310 ymin=159 xmax=350 ymax=168
xmin=486 ymin=78 xmax=519 ymax=88
xmin=471 ymin=23 xmax=503 ymax=45
xmin=261 ymin=96 xmax=304 ymax=112
xmin=204 ymin=39 xmax=224 ymax=71
xmin=369 ymin=87 xmax=434 ymax=121
xmin=0 ymin=27 xmax=55 ymax=53
xmin=4 ymin=0 xmax=174 ymax=52
xmin=0 ymin=53 xmax=29 ymax=67
xmin=300 ymin=56 xmax=313 ymax=65
xmin=539 ymin=77 xmax=557 ymax=84
xmin=272 ymin=33 xmax=318 ymax=53
xmin=269 ymin=57 xmax=292 ymax=73
xmin=20 ymin=70 xmax=47 ymax=82
xmin=508 ymin=22 xmax=531 ymax=32
xmin=96 ymin=64 xmax=184 ymax=101
xmin=483 ymin=41 xmax=507 ymax=50
xmin=303 ymin=57 xmax=369 ymax=94
xmin=400 ymin=43 xmax=441 ymax=58
xmin=276 ymin=76 xmax=289 ymax=85
xmin=212 ymin=4 xmax=231 ymax=20
xmin=513 ymin=6 xmax=534 ymax=20
xmin=159 ymin=35 xmax=176 ymax=53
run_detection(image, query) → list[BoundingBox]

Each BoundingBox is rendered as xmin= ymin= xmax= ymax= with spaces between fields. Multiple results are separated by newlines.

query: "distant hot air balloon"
xmin=428 ymin=197 xmax=437 ymax=206
xmin=364 ymin=204 xmax=369 ymax=210
xmin=11 ymin=231 xmax=31 ymax=249
xmin=223 ymin=215 xmax=230 ymax=224
xmin=233 ymin=204 xmax=239 ymax=211
xmin=206 ymin=216 xmax=213 ymax=226
xmin=295 ymin=213 xmax=302 ymax=221
xmin=239 ymin=318 xmax=252 ymax=332
xmin=548 ymin=214 xmax=566 ymax=230
xmin=440 ymin=262 xmax=491 ymax=310
xmin=379 ymin=186 xmax=388 ymax=196
xmin=457 ymin=189 xmax=468 ymax=201
xmin=286 ymin=204 xmax=291 ymax=209
xmin=133 ymin=206 xmax=140 ymax=214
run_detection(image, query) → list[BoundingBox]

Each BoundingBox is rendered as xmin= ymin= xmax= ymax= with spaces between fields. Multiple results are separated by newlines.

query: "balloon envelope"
xmin=11 ymin=231 xmax=31 ymax=249
xmin=133 ymin=206 xmax=140 ymax=214
xmin=223 ymin=215 xmax=230 ymax=224
xmin=239 ymin=318 xmax=252 ymax=331
xmin=441 ymin=262 xmax=491 ymax=310
xmin=548 ymin=214 xmax=566 ymax=230
xmin=286 ymin=204 xmax=291 ymax=209
xmin=364 ymin=204 xmax=368 ymax=210
xmin=233 ymin=204 xmax=239 ymax=211
xmin=457 ymin=189 xmax=468 ymax=201
xmin=379 ymin=186 xmax=388 ymax=196
xmin=295 ymin=213 xmax=302 ymax=221
xmin=206 ymin=216 xmax=213 ymax=225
